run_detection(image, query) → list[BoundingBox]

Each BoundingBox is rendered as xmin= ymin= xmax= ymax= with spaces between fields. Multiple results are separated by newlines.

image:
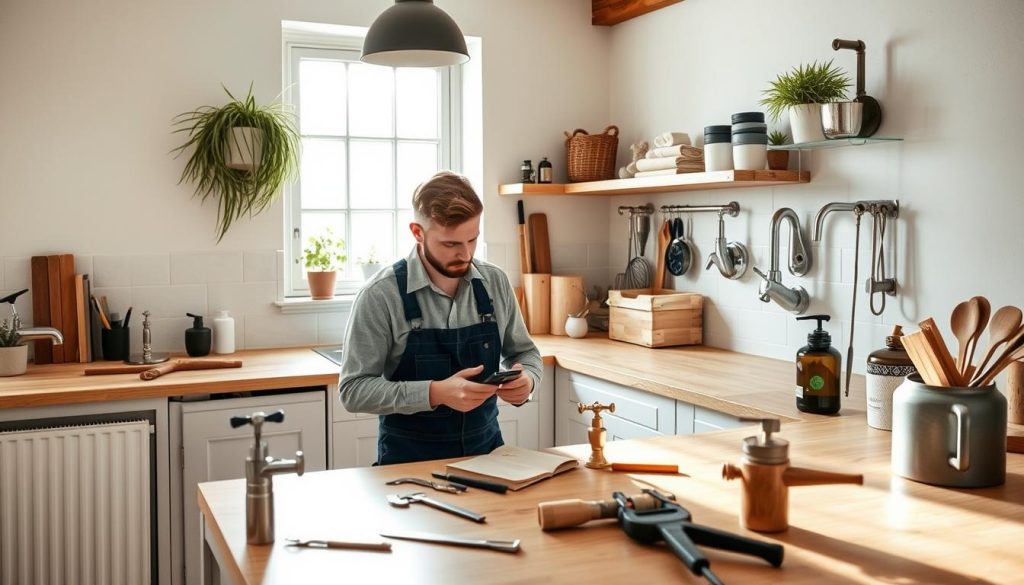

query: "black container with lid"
xmin=795 ymin=314 xmax=842 ymax=415
xmin=185 ymin=313 xmax=212 ymax=357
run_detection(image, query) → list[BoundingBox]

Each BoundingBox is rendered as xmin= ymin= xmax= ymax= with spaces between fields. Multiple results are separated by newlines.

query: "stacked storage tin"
xmin=731 ymin=111 xmax=767 ymax=170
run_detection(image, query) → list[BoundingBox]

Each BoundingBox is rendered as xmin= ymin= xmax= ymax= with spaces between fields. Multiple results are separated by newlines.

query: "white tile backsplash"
xmin=317 ymin=312 xmax=349 ymax=345
xmin=93 ymin=255 xmax=132 ymax=287
xmin=131 ymin=255 xmax=170 ymax=286
xmin=245 ymin=313 xmax=318 ymax=349
xmin=132 ymin=285 xmax=207 ymax=319
xmin=207 ymin=282 xmax=277 ymax=317
xmin=3 ymin=257 xmax=28 ymax=291
xmin=171 ymin=252 xmax=243 ymax=284
xmin=243 ymin=251 xmax=278 ymax=282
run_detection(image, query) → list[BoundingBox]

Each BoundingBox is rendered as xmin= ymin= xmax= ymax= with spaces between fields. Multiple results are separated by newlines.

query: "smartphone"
xmin=481 ymin=370 xmax=522 ymax=385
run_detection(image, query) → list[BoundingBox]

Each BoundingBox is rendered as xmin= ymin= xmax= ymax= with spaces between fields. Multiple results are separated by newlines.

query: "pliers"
xmin=385 ymin=476 xmax=467 ymax=494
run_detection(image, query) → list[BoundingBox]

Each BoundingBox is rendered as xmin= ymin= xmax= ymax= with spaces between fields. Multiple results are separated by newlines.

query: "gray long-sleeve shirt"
xmin=339 ymin=248 xmax=542 ymax=415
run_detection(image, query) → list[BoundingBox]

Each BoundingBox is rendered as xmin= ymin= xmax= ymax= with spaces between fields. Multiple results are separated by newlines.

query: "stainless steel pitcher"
xmin=892 ymin=375 xmax=1006 ymax=488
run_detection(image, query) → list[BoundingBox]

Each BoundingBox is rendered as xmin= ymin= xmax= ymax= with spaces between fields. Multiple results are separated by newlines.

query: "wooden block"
xmin=30 ymin=256 xmax=52 ymax=364
xmin=549 ymin=275 xmax=585 ymax=336
xmin=608 ymin=289 xmax=703 ymax=348
xmin=901 ymin=330 xmax=942 ymax=386
xmin=1008 ymin=435 xmax=1024 ymax=454
xmin=522 ymin=273 xmax=550 ymax=335
xmin=74 ymin=274 xmax=88 ymax=363
xmin=528 ymin=214 xmax=551 ymax=274
xmin=46 ymin=255 xmax=64 ymax=363
xmin=918 ymin=318 xmax=962 ymax=386
xmin=59 ymin=254 xmax=79 ymax=364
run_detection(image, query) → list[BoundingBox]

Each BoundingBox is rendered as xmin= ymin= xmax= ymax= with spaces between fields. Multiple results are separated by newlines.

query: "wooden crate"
xmin=607 ymin=288 xmax=702 ymax=348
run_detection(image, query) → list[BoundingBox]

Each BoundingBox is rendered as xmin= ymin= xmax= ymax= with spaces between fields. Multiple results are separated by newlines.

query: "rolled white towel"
xmin=634 ymin=169 xmax=679 ymax=178
xmin=646 ymin=144 xmax=703 ymax=159
xmin=652 ymin=132 xmax=690 ymax=148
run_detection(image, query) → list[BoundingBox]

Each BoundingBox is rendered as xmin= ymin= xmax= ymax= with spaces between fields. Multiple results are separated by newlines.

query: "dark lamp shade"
xmin=361 ymin=0 xmax=469 ymax=67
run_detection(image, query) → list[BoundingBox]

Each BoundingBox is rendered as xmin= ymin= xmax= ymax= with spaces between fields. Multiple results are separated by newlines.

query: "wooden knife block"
xmin=522 ymin=273 xmax=550 ymax=334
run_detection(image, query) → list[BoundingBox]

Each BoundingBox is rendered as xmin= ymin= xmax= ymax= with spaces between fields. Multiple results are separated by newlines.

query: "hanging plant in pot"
xmin=172 ymin=85 xmax=300 ymax=242
xmin=303 ymin=229 xmax=347 ymax=300
xmin=0 ymin=313 xmax=27 ymax=377
xmin=761 ymin=60 xmax=850 ymax=145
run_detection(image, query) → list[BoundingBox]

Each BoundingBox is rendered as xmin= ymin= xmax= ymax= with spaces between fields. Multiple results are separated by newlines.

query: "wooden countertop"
xmin=0 ymin=348 xmax=340 ymax=409
xmin=199 ymin=415 xmax=1024 ymax=584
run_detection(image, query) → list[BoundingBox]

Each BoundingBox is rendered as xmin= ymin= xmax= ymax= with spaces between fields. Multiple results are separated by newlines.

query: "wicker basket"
xmin=565 ymin=125 xmax=619 ymax=182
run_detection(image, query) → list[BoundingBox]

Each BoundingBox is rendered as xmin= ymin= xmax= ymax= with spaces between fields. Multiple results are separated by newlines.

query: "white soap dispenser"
xmin=212 ymin=310 xmax=236 ymax=354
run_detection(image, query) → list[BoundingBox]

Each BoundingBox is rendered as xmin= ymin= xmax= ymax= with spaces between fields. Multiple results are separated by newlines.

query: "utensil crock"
xmin=821 ymin=102 xmax=863 ymax=139
xmin=891 ymin=374 xmax=1006 ymax=488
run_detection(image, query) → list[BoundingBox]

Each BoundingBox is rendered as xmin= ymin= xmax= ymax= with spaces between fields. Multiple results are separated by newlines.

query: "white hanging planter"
xmin=225 ymin=127 xmax=263 ymax=171
xmin=788 ymin=104 xmax=826 ymax=144
xmin=0 ymin=344 xmax=28 ymax=377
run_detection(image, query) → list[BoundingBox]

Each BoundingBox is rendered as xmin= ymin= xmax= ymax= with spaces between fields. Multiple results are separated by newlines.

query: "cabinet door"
xmin=693 ymin=405 xmax=744 ymax=434
xmin=555 ymin=368 xmax=676 ymax=445
xmin=181 ymin=392 xmax=326 ymax=585
xmin=497 ymin=401 xmax=539 ymax=450
xmin=332 ymin=418 xmax=380 ymax=469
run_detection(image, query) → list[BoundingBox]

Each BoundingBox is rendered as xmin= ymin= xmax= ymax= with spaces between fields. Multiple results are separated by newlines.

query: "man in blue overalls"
xmin=340 ymin=171 xmax=542 ymax=465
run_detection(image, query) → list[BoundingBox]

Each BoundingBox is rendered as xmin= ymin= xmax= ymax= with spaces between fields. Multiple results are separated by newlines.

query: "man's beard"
xmin=422 ymin=241 xmax=471 ymax=278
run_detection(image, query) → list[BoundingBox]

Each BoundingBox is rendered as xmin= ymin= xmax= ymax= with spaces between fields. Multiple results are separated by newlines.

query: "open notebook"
xmin=445 ymin=446 xmax=579 ymax=491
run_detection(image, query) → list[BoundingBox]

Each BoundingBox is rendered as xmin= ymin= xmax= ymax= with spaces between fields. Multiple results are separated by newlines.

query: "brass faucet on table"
xmin=578 ymin=401 xmax=615 ymax=469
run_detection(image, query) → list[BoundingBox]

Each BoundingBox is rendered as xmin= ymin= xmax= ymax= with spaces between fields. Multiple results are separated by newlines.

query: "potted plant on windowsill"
xmin=761 ymin=60 xmax=850 ymax=144
xmin=172 ymin=84 xmax=300 ymax=242
xmin=303 ymin=229 xmax=347 ymax=300
xmin=357 ymin=247 xmax=383 ymax=281
xmin=0 ymin=313 xmax=26 ymax=377
xmin=767 ymin=130 xmax=790 ymax=171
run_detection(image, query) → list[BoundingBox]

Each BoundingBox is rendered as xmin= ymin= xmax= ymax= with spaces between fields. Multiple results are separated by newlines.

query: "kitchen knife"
xmin=432 ymin=471 xmax=508 ymax=494
xmin=517 ymin=200 xmax=532 ymax=274
xmin=380 ymin=530 xmax=520 ymax=553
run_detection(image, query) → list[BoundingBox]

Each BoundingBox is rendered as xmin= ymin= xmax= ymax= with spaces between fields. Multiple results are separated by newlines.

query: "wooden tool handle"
xmin=783 ymin=466 xmax=864 ymax=487
xmin=518 ymin=225 xmax=532 ymax=274
xmin=141 ymin=359 xmax=242 ymax=380
xmin=610 ymin=463 xmax=678 ymax=474
xmin=85 ymin=364 xmax=155 ymax=375
xmin=1008 ymin=435 xmax=1024 ymax=454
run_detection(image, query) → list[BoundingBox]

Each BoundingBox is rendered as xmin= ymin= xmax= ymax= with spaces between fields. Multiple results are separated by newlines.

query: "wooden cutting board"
xmin=529 ymin=213 xmax=551 ymax=274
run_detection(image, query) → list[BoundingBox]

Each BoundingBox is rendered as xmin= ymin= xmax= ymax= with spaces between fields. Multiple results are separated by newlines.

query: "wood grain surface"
xmin=199 ymin=415 xmax=1024 ymax=584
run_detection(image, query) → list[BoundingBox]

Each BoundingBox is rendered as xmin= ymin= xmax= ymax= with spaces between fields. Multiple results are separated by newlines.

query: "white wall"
xmin=607 ymin=0 xmax=1024 ymax=375
xmin=0 ymin=0 xmax=612 ymax=352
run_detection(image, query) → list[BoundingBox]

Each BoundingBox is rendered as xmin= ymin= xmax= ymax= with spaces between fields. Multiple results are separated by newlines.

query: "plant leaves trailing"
xmin=760 ymin=60 xmax=851 ymax=122
xmin=172 ymin=84 xmax=300 ymax=242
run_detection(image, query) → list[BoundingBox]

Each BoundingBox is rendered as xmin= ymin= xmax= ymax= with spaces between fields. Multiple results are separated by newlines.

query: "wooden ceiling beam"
xmin=592 ymin=0 xmax=685 ymax=26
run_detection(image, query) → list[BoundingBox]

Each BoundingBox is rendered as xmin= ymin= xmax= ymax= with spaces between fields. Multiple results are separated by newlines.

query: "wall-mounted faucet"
xmin=704 ymin=206 xmax=749 ymax=280
xmin=231 ymin=410 xmax=305 ymax=544
xmin=1 ymin=289 xmax=64 ymax=345
xmin=753 ymin=208 xmax=811 ymax=314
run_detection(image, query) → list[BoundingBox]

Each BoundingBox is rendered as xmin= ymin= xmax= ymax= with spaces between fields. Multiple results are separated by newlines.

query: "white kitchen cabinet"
xmin=171 ymin=390 xmax=326 ymax=585
xmin=555 ymin=367 xmax=677 ymax=446
xmin=693 ymin=405 xmax=744 ymax=434
xmin=331 ymin=363 xmax=555 ymax=468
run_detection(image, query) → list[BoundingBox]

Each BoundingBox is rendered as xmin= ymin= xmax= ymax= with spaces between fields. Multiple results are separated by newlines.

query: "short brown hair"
xmin=412 ymin=171 xmax=483 ymax=227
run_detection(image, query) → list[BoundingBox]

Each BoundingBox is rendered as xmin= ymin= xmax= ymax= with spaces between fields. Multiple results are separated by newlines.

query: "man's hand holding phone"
xmin=493 ymin=364 xmax=532 ymax=406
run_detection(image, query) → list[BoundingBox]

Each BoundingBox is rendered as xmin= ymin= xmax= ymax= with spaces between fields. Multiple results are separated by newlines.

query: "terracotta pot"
xmin=767 ymin=150 xmax=790 ymax=171
xmin=306 ymin=271 xmax=337 ymax=300
xmin=0 ymin=344 xmax=28 ymax=376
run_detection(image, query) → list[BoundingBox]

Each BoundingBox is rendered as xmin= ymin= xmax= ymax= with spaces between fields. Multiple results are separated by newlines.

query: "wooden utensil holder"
xmin=522 ymin=273 xmax=550 ymax=335
xmin=549 ymin=275 xmax=585 ymax=336
xmin=1009 ymin=360 xmax=1024 ymax=424
xmin=608 ymin=288 xmax=702 ymax=348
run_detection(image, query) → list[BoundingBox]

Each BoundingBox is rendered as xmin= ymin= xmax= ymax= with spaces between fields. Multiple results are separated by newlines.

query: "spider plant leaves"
xmin=172 ymin=84 xmax=300 ymax=242
xmin=760 ymin=60 xmax=851 ymax=122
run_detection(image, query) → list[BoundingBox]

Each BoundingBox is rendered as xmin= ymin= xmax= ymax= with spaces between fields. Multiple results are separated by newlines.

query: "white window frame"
xmin=282 ymin=26 xmax=462 ymax=298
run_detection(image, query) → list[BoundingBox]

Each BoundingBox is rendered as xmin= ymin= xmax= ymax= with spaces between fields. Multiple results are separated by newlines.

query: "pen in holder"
xmin=101 ymin=326 xmax=130 ymax=361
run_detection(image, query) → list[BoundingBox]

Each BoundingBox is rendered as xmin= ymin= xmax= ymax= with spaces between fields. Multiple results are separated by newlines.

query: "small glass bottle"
xmin=537 ymin=157 xmax=553 ymax=183
xmin=520 ymin=160 xmax=533 ymax=183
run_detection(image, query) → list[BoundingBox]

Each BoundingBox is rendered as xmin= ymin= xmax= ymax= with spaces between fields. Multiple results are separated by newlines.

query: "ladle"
xmin=972 ymin=306 xmax=1023 ymax=379
xmin=950 ymin=300 xmax=976 ymax=376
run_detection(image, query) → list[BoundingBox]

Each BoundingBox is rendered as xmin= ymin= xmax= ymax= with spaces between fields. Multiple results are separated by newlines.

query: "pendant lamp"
xmin=361 ymin=0 xmax=469 ymax=67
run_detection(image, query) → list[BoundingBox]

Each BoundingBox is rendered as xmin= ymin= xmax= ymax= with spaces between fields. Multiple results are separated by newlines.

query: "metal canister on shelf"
xmin=866 ymin=325 xmax=916 ymax=430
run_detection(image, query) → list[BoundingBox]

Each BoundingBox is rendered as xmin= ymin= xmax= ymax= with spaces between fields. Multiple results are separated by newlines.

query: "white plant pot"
xmin=0 ymin=344 xmax=28 ymax=376
xmin=360 ymin=263 xmax=383 ymax=281
xmin=225 ymin=127 xmax=263 ymax=171
xmin=788 ymin=104 xmax=826 ymax=144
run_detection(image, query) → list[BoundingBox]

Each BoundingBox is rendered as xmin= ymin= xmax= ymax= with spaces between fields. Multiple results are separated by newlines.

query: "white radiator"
xmin=0 ymin=420 xmax=152 ymax=585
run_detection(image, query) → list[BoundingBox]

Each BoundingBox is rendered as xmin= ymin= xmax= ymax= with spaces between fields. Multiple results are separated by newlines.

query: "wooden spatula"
xmin=652 ymin=220 xmax=671 ymax=290
xmin=918 ymin=318 xmax=963 ymax=386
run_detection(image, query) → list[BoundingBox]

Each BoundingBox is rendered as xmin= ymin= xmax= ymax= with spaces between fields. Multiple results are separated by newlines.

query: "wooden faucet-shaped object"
xmin=722 ymin=418 xmax=863 ymax=532
xmin=578 ymin=401 xmax=615 ymax=469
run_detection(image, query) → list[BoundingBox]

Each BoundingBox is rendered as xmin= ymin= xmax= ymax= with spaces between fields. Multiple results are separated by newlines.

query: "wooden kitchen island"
xmin=199 ymin=413 xmax=1024 ymax=584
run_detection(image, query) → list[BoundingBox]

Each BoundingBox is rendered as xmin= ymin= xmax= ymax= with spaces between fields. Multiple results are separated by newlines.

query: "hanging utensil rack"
xmin=657 ymin=201 xmax=741 ymax=217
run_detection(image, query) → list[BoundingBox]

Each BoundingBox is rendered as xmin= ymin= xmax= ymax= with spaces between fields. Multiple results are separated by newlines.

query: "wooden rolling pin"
xmin=84 ymin=359 xmax=243 ymax=380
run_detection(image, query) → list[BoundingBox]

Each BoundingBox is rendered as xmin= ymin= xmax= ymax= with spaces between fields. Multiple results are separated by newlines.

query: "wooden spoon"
xmin=975 ymin=341 xmax=1024 ymax=387
xmin=964 ymin=296 xmax=991 ymax=374
xmin=972 ymin=305 xmax=1023 ymax=380
xmin=949 ymin=300 xmax=976 ymax=376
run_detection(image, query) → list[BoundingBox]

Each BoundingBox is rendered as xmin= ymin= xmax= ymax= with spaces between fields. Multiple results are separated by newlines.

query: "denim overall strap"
xmin=392 ymin=259 xmax=422 ymax=323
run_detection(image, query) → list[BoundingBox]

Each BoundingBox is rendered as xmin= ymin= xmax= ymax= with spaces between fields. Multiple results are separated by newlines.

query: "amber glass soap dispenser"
xmin=795 ymin=314 xmax=841 ymax=415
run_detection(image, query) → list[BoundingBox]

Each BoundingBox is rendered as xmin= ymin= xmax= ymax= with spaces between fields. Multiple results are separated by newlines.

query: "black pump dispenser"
xmin=185 ymin=312 xmax=212 ymax=357
xmin=797 ymin=314 xmax=832 ymax=351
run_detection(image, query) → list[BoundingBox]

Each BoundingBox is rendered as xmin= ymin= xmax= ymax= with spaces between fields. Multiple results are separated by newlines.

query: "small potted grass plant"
xmin=760 ymin=60 xmax=850 ymax=144
xmin=0 ymin=313 xmax=26 ymax=376
xmin=767 ymin=130 xmax=790 ymax=171
xmin=303 ymin=229 xmax=347 ymax=300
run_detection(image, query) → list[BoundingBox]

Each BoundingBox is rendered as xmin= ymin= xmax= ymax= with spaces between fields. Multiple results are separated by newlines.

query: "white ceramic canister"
xmin=732 ymin=132 xmax=768 ymax=170
xmin=565 ymin=316 xmax=589 ymax=339
xmin=704 ymin=126 xmax=732 ymax=171
xmin=212 ymin=310 xmax=236 ymax=354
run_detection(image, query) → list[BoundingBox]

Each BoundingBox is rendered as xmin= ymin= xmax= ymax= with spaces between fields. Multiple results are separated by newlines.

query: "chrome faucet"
xmin=753 ymin=208 xmax=811 ymax=314
xmin=812 ymin=200 xmax=899 ymax=242
xmin=1 ymin=289 xmax=64 ymax=345
xmin=704 ymin=207 xmax=749 ymax=280
xmin=231 ymin=410 xmax=305 ymax=545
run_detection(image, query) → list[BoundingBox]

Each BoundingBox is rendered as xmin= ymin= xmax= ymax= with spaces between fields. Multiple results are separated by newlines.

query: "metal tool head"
xmin=386 ymin=492 xmax=424 ymax=507
xmin=285 ymin=538 xmax=324 ymax=548
xmin=385 ymin=477 xmax=466 ymax=493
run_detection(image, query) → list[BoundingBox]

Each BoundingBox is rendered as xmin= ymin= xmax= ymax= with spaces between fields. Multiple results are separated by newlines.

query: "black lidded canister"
xmin=185 ymin=313 xmax=212 ymax=357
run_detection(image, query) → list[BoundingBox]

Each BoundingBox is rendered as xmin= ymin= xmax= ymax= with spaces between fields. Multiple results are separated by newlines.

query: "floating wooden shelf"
xmin=498 ymin=169 xmax=810 ymax=197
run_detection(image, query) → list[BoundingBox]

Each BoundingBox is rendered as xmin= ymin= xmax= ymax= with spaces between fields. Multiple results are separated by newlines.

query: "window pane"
xmin=349 ymin=140 xmax=394 ymax=209
xmin=397 ymin=210 xmax=415 ymax=256
xmin=396 ymin=68 xmax=438 ymax=139
xmin=300 ymin=138 xmax=346 ymax=209
xmin=348 ymin=63 xmax=393 ymax=137
xmin=301 ymin=212 xmax=348 ymax=279
xmin=299 ymin=59 xmax=347 ymax=136
xmin=351 ymin=211 xmax=396 ymax=266
xmin=396 ymin=141 xmax=438 ymax=209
